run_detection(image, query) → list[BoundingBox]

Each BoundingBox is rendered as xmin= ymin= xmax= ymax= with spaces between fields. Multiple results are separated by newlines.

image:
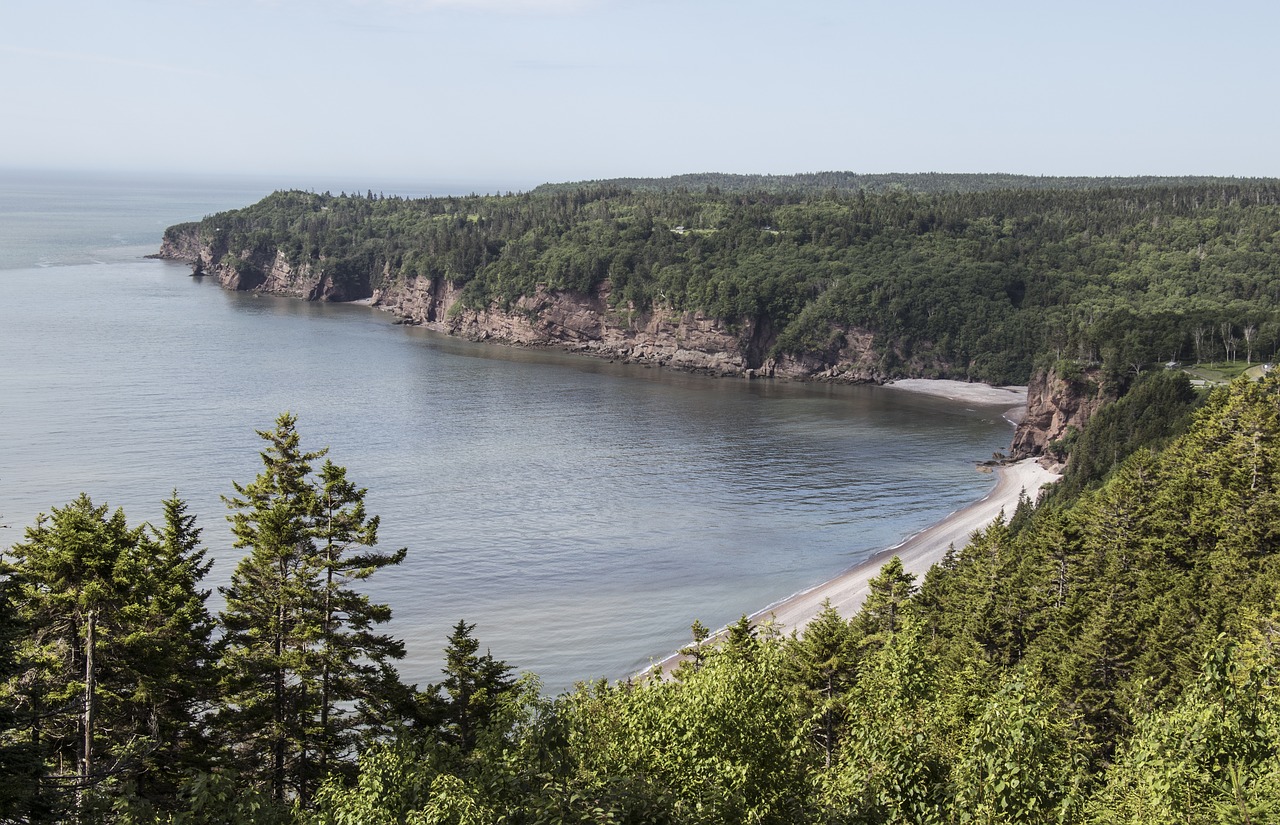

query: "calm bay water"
xmin=0 ymin=171 xmax=1012 ymax=692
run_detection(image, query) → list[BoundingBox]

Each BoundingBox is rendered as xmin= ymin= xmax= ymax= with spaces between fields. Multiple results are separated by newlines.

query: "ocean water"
xmin=0 ymin=170 xmax=1013 ymax=692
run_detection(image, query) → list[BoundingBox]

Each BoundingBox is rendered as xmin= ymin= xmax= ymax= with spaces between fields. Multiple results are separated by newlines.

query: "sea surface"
xmin=0 ymin=169 xmax=1014 ymax=692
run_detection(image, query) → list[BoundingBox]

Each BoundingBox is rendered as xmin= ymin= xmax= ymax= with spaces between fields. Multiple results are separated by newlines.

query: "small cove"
xmin=0 ymin=173 xmax=1014 ymax=692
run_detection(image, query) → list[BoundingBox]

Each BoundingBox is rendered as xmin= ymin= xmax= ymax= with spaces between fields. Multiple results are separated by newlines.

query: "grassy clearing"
xmin=1182 ymin=362 xmax=1269 ymax=384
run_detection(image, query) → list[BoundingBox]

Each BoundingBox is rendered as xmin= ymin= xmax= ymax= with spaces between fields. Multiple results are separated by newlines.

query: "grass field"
xmin=1182 ymin=362 xmax=1271 ymax=385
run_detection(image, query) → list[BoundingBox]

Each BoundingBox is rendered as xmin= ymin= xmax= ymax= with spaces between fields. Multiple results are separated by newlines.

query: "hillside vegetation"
xmin=4 ymin=374 xmax=1280 ymax=822
xmin=165 ymin=176 xmax=1280 ymax=384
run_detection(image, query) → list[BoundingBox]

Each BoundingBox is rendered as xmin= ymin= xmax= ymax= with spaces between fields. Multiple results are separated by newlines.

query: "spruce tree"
xmin=312 ymin=459 xmax=408 ymax=779
xmin=218 ymin=412 xmax=326 ymax=802
xmin=0 ymin=494 xmax=213 ymax=821
xmin=118 ymin=491 xmax=217 ymax=805
xmin=217 ymin=413 xmax=408 ymax=804
xmin=434 ymin=620 xmax=514 ymax=753
xmin=787 ymin=601 xmax=859 ymax=768
xmin=0 ymin=575 xmax=41 ymax=821
xmin=859 ymin=556 xmax=918 ymax=641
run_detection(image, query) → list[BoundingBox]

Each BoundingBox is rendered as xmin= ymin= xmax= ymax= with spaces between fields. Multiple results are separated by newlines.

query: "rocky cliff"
xmin=160 ymin=230 xmax=1106 ymax=454
xmin=1010 ymin=366 xmax=1116 ymax=462
xmin=157 ymin=230 xmax=891 ymax=383
xmin=158 ymin=232 xmax=365 ymax=302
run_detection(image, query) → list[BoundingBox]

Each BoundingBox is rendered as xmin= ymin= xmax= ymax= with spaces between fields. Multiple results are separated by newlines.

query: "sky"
xmin=3 ymin=0 xmax=1278 ymax=190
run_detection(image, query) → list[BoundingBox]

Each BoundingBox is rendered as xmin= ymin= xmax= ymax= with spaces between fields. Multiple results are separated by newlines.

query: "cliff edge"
xmin=158 ymin=228 xmax=1109 ymax=456
xmin=158 ymin=227 xmax=893 ymax=383
xmin=1010 ymin=366 xmax=1116 ymax=462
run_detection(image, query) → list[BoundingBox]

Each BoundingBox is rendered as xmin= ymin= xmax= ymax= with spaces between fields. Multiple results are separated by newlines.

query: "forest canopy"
xmin=166 ymin=174 xmax=1280 ymax=384
xmin=4 ymin=374 xmax=1280 ymax=823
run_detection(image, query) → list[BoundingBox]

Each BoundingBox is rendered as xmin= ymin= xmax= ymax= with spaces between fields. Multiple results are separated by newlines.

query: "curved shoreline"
xmin=648 ymin=457 xmax=1059 ymax=675
xmin=749 ymin=457 xmax=1058 ymax=633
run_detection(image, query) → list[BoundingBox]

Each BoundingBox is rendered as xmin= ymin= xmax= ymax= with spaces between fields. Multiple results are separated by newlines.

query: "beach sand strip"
xmin=647 ymin=457 xmax=1059 ymax=676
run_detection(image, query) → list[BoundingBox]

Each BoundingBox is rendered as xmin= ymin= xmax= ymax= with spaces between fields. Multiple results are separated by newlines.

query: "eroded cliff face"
xmin=158 ymin=230 xmax=365 ymax=302
xmin=158 ymin=230 xmax=892 ymax=383
xmin=1010 ymin=367 xmax=1115 ymax=462
xmin=373 ymin=277 xmax=892 ymax=381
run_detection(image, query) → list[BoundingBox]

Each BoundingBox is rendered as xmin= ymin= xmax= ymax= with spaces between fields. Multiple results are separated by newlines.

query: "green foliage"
xmin=0 ymin=573 xmax=41 ymax=821
xmin=216 ymin=413 xmax=409 ymax=805
xmin=826 ymin=616 xmax=951 ymax=824
xmin=857 ymin=555 xmax=917 ymax=641
xmin=565 ymin=636 xmax=811 ymax=824
xmin=9 ymin=373 xmax=1280 ymax=822
xmin=784 ymin=602 xmax=859 ymax=769
xmin=168 ymin=179 xmax=1280 ymax=384
xmin=1086 ymin=641 xmax=1280 ymax=824
xmin=953 ymin=678 xmax=1083 ymax=824
xmin=426 ymin=620 xmax=516 ymax=753
xmin=0 ymin=492 xmax=217 ymax=822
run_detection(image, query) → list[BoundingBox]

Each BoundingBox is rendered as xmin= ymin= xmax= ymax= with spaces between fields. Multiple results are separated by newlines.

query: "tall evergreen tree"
xmin=216 ymin=413 xmax=408 ymax=805
xmin=312 ymin=459 xmax=408 ymax=779
xmin=786 ymin=601 xmax=859 ymax=769
xmin=859 ymin=556 xmax=918 ymax=641
xmin=116 ymin=491 xmax=217 ymax=806
xmin=0 ymin=494 xmax=213 ymax=822
xmin=217 ymin=413 xmax=326 ymax=803
xmin=0 ymin=574 xmax=41 ymax=821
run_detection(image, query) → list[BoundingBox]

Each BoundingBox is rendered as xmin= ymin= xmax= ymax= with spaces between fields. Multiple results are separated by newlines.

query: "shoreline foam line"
xmin=647 ymin=457 xmax=1059 ymax=676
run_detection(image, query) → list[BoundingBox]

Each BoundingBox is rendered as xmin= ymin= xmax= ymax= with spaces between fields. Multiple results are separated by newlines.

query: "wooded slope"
xmin=165 ymin=178 xmax=1280 ymax=385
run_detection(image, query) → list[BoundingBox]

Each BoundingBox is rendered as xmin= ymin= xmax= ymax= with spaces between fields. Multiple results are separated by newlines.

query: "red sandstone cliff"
xmin=1010 ymin=367 xmax=1116 ymax=461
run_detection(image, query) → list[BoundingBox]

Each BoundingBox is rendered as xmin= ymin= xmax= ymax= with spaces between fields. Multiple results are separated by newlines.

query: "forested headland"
xmin=3 ymin=375 xmax=1279 ymax=823
xmin=161 ymin=174 xmax=1280 ymax=387
xmin=6 ymin=171 xmax=1279 ymax=820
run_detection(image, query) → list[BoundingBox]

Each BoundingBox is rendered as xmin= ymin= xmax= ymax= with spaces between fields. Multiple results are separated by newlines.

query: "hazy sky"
xmin=3 ymin=0 xmax=1277 ymax=190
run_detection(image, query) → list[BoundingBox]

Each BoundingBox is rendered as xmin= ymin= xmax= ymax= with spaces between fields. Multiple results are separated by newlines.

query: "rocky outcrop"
xmin=158 ymin=229 xmax=365 ymax=302
xmin=374 ymin=278 xmax=886 ymax=379
xmin=1010 ymin=366 xmax=1116 ymax=461
xmin=157 ymin=228 xmax=204 ymax=263
xmin=158 ymin=231 xmax=892 ymax=382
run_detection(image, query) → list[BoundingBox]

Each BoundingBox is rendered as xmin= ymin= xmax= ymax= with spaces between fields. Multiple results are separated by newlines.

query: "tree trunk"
xmin=274 ymin=586 xmax=286 ymax=802
xmin=79 ymin=609 xmax=96 ymax=820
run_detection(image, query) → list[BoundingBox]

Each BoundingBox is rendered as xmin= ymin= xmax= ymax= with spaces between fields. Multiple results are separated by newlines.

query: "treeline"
xmin=531 ymin=171 xmax=1266 ymax=196
xmin=4 ymin=376 xmax=1280 ymax=822
xmin=167 ymin=177 xmax=1280 ymax=384
xmin=0 ymin=414 xmax=514 ymax=822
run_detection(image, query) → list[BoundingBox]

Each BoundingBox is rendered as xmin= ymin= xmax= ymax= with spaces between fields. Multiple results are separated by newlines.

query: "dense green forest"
xmin=531 ymin=172 xmax=1271 ymax=196
xmin=4 ymin=373 xmax=1280 ymax=823
xmin=167 ymin=176 xmax=1280 ymax=384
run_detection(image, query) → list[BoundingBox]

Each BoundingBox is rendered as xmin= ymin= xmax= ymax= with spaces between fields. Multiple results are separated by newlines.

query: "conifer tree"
xmin=434 ymin=620 xmax=515 ymax=753
xmin=0 ymin=575 xmax=41 ymax=821
xmin=787 ymin=601 xmax=858 ymax=768
xmin=1 ymin=494 xmax=214 ymax=821
xmin=859 ymin=556 xmax=917 ymax=641
xmin=312 ymin=459 xmax=408 ymax=778
xmin=217 ymin=413 xmax=326 ymax=802
xmin=216 ymin=413 xmax=408 ymax=805
xmin=118 ymin=491 xmax=217 ymax=805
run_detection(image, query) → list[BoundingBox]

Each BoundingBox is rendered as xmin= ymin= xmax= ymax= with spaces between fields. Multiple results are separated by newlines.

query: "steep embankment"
xmin=158 ymin=225 xmax=1098 ymax=448
xmin=159 ymin=236 xmax=369 ymax=303
xmin=1009 ymin=367 xmax=1116 ymax=461
xmin=158 ymin=229 xmax=892 ymax=382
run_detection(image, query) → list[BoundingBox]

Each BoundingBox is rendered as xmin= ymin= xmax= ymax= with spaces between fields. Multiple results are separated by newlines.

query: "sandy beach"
xmin=648 ymin=458 xmax=1059 ymax=675
xmin=647 ymin=379 xmax=1059 ymax=675
xmin=884 ymin=378 xmax=1030 ymax=425
xmin=750 ymin=457 xmax=1059 ymax=634
xmin=884 ymin=378 xmax=1029 ymax=406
